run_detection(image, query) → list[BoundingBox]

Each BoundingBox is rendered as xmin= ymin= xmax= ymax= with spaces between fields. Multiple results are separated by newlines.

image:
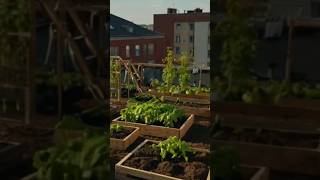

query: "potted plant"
xmin=116 ymin=136 xmax=210 ymax=180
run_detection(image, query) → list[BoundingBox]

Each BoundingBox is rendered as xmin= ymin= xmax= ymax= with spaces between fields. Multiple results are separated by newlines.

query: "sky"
xmin=110 ymin=0 xmax=210 ymax=25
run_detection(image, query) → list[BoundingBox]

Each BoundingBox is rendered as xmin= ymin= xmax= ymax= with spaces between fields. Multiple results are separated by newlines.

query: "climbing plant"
xmin=178 ymin=52 xmax=191 ymax=88
xmin=215 ymin=0 xmax=257 ymax=96
xmin=162 ymin=47 xmax=176 ymax=87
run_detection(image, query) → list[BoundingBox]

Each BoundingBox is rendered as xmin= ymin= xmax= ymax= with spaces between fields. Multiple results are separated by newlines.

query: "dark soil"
xmin=120 ymin=115 xmax=187 ymax=129
xmin=213 ymin=127 xmax=320 ymax=148
xmin=111 ymin=127 xmax=135 ymax=139
xmin=122 ymin=142 xmax=209 ymax=180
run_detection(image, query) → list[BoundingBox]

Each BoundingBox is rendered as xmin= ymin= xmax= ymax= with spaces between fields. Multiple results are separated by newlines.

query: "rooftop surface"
xmin=110 ymin=14 xmax=163 ymax=38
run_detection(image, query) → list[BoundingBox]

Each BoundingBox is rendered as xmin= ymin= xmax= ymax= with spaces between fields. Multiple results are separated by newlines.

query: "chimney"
xmin=167 ymin=8 xmax=177 ymax=14
xmin=194 ymin=8 xmax=203 ymax=13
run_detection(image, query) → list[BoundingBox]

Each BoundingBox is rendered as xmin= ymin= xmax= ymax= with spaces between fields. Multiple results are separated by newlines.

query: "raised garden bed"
xmin=110 ymin=124 xmax=140 ymax=150
xmin=112 ymin=114 xmax=194 ymax=138
xmin=115 ymin=139 xmax=210 ymax=180
xmin=214 ymin=101 xmax=320 ymax=133
xmin=148 ymin=90 xmax=210 ymax=105
xmin=211 ymin=126 xmax=320 ymax=176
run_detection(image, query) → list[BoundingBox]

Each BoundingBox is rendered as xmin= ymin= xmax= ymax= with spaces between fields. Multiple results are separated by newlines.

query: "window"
xmin=125 ymin=45 xmax=130 ymax=58
xmin=175 ymin=47 xmax=180 ymax=54
xmin=135 ymin=45 xmax=140 ymax=57
xmin=189 ymin=35 xmax=193 ymax=43
xmin=175 ymin=35 xmax=180 ymax=43
xmin=110 ymin=46 xmax=119 ymax=56
xmin=143 ymin=44 xmax=147 ymax=56
xmin=189 ymin=23 xmax=194 ymax=31
xmin=148 ymin=43 xmax=154 ymax=56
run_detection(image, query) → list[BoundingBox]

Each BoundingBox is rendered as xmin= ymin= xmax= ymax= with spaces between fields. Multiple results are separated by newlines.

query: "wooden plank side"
xmin=112 ymin=114 xmax=194 ymax=138
xmin=211 ymin=139 xmax=320 ymax=176
xmin=116 ymin=140 xmax=210 ymax=180
xmin=219 ymin=114 xmax=320 ymax=133
xmin=110 ymin=126 xmax=140 ymax=150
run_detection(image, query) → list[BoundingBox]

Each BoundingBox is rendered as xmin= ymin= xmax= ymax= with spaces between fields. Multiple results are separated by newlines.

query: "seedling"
xmin=110 ymin=124 xmax=123 ymax=135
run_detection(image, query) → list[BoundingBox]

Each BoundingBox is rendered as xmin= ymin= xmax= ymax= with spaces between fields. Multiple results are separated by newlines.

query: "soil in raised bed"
xmin=213 ymin=127 xmax=320 ymax=148
xmin=122 ymin=142 xmax=209 ymax=180
xmin=111 ymin=127 xmax=135 ymax=139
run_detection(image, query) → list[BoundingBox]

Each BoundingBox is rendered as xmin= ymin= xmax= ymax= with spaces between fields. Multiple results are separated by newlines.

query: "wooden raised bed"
xmin=214 ymin=101 xmax=320 ymax=133
xmin=178 ymin=105 xmax=210 ymax=118
xmin=148 ymin=90 xmax=210 ymax=105
xmin=112 ymin=114 xmax=194 ymax=138
xmin=110 ymin=125 xmax=140 ymax=150
xmin=116 ymin=139 xmax=210 ymax=180
xmin=211 ymin=126 xmax=320 ymax=176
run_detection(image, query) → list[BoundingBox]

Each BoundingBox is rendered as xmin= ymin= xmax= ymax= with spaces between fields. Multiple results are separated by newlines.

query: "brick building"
xmin=154 ymin=8 xmax=210 ymax=67
xmin=110 ymin=14 xmax=165 ymax=63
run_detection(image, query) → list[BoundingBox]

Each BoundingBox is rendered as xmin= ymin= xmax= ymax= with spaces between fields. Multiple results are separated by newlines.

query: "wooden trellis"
xmin=0 ymin=0 xmax=108 ymax=123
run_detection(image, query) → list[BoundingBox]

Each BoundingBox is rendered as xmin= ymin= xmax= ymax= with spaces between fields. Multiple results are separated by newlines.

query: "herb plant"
xmin=152 ymin=136 xmax=194 ymax=162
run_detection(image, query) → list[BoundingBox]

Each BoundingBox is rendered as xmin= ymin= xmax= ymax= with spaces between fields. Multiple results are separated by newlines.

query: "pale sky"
xmin=110 ymin=0 xmax=210 ymax=25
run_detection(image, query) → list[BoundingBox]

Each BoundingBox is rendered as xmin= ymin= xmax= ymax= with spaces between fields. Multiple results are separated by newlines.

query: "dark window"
xmin=148 ymin=43 xmax=154 ymax=56
xmin=176 ymin=47 xmax=180 ymax=54
xmin=110 ymin=46 xmax=119 ymax=56
xmin=135 ymin=45 xmax=140 ymax=57
xmin=189 ymin=23 xmax=194 ymax=30
xmin=189 ymin=36 xmax=193 ymax=43
xmin=176 ymin=35 xmax=180 ymax=43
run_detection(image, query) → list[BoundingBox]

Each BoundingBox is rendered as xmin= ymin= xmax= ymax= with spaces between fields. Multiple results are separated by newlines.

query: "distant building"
xmin=154 ymin=8 xmax=210 ymax=67
xmin=110 ymin=14 xmax=165 ymax=63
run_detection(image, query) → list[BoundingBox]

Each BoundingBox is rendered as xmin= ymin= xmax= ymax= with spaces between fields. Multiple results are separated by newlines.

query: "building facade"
xmin=110 ymin=14 xmax=165 ymax=63
xmin=154 ymin=8 xmax=210 ymax=67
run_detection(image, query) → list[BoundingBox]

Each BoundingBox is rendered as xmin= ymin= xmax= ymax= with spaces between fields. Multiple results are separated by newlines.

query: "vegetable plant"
xmin=120 ymin=100 xmax=184 ymax=128
xmin=110 ymin=124 xmax=123 ymax=135
xmin=152 ymin=136 xmax=194 ymax=162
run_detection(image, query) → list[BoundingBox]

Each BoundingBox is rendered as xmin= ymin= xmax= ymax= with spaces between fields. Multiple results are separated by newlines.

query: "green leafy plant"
xmin=152 ymin=136 xmax=194 ymax=162
xmin=215 ymin=0 xmax=257 ymax=96
xmin=120 ymin=100 xmax=184 ymax=128
xmin=110 ymin=124 xmax=123 ymax=136
xmin=162 ymin=47 xmax=177 ymax=87
xmin=178 ymin=52 xmax=191 ymax=88
xmin=33 ymin=135 xmax=109 ymax=180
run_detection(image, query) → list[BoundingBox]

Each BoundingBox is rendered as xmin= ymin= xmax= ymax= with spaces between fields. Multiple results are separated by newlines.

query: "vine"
xmin=162 ymin=47 xmax=176 ymax=87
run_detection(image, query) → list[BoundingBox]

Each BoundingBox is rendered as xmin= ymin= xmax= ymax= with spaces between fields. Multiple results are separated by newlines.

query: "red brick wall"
xmin=110 ymin=37 xmax=165 ymax=63
xmin=154 ymin=13 xmax=210 ymax=48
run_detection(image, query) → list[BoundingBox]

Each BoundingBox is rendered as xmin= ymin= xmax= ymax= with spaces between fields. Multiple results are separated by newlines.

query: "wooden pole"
xmin=26 ymin=0 xmax=36 ymax=124
xmin=285 ymin=20 xmax=294 ymax=83
xmin=57 ymin=3 xmax=65 ymax=121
